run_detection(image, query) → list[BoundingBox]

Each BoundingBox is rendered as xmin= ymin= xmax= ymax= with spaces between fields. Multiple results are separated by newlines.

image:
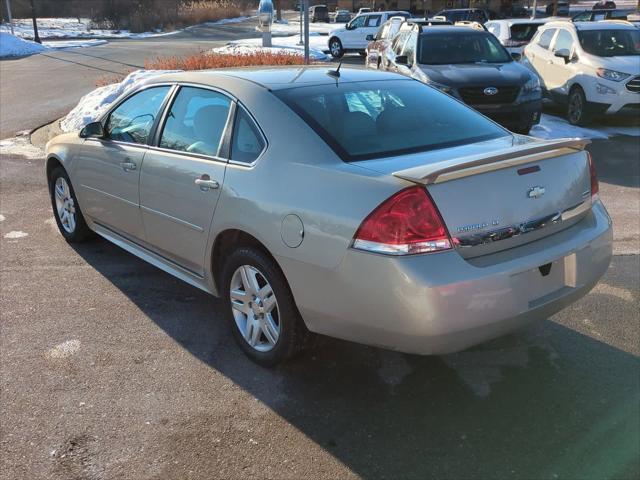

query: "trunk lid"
xmin=353 ymin=136 xmax=593 ymax=259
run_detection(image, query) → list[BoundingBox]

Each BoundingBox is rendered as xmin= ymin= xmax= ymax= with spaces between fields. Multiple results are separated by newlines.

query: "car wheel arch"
xmin=46 ymin=155 xmax=65 ymax=181
xmin=211 ymin=228 xmax=289 ymax=297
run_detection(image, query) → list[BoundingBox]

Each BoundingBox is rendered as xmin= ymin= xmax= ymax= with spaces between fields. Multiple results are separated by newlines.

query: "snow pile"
xmin=270 ymin=20 xmax=341 ymax=36
xmin=0 ymin=131 xmax=45 ymax=159
xmin=44 ymin=39 xmax=108 ymax=49
xmin=0 ymin=32 xmax=47 ymax=57
xmin=60 ymin=70 xmax=177 ymax=133
xmin=531 ymin=114 xmax=640 ymax=140
xmin=0 ymin=17 xmax=181 ymax=40
xmin=212 ymin=33 xmax=329 ymax=60
xmin=204 ymin=16 xmax=254 ymax=26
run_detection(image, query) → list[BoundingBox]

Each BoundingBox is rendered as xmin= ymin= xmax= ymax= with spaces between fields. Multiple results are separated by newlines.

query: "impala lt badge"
xmin=484 ymin=87 xmax=498 ymax=96
xmin=528 ymin=186 xmax=546 ymax=199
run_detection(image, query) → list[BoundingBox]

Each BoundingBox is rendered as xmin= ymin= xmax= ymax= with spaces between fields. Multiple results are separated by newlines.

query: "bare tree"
xmin=275 ymin=0 xmax=282 ymax=21
xmin=29 ymin=0 xmax=41 ymax=43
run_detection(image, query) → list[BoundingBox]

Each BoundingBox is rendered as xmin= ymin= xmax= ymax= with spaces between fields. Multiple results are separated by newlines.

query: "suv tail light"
xmin=352 ymin=186 xmax=452 ymax=255
xmin=587 ymin=151 xmax=599 ymax=202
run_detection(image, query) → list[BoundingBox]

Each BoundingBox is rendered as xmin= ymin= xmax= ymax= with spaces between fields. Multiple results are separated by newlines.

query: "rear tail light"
xmin=352 ymin=186 xmax=452 ymax=255
xmin=587 ymin=151 xmax=599 ymax=202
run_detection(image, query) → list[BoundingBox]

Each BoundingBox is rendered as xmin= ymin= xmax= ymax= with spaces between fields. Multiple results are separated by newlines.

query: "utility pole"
xmin=29 ymin=0 xmax=41 ymax=43
xmin=4 ymin=0 xmax=14 ymax=35
xmin=531 ymin=0 xmax=537 ymax=18
xmin=303 ymin=0 xmax=309 ymax=65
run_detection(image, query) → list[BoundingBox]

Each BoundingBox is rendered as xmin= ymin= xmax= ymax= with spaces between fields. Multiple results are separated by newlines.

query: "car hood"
xmin=594 ymin=55 xmax=640 ymax=75
xmin=419 ymin=62 xmax=531 ymax=87
xmin=329 ymin=27 xmax=347 ymax=36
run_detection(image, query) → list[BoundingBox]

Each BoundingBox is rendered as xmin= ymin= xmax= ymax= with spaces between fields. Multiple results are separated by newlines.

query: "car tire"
xmin=48 ymin=166 xmax=93 ymax=243
xmin=358 ymin=51 xmax=367 ymax=58
xmin=329 ymin=37 xmax=344 ymax=58
xmin=221 ymin=246 xmax=310 ymax=367
xmin=377 ymin=58 xmax=382 ymax=70
xmin=567 ymin=86 xmax=590 ymax=126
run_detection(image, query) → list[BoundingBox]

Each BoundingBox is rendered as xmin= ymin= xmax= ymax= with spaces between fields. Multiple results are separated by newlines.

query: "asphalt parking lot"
xmin=1 ymin=22 xmax=640 ymax=478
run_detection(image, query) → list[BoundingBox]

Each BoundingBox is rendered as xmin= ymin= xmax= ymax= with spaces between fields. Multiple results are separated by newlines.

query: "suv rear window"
xmin=274 ymin=80 xmax=508 ymax=161
xmin=510 ymin=23 xmax=543 ymax=42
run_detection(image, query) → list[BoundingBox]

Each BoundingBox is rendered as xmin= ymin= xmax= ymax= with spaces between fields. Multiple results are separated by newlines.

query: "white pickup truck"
xmin=328 ymin=10 xmax=411 ymax=58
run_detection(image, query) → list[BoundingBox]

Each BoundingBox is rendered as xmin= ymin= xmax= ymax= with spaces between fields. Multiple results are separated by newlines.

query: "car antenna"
xmin=327 ymin=61 xmax=342 ymax=79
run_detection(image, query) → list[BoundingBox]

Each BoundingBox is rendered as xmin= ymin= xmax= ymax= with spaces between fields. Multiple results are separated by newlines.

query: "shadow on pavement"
xmin=70 ymin=239 xmax=640 ymax=479
xmin=588 ymin=135 xmax=640 ymax=189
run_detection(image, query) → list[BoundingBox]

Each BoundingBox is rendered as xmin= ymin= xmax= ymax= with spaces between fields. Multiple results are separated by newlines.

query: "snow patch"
xmin=4 ymin=231 xmax=28 ymax=239
xmin=44 ymin=39 xmax=108 ymax=49
xmin=203 ymin=15 xmax=254 ymax=26
xmin=0 ymin=214 xmax=5 ymax=222
xmin=211 ymin=34 xmax=329 ymax=61
xmin=0 ymin=32 xmax=47 ymax=57
xmin=0 ymin=132 xmax=45 ymax=159
xmin=60 ymin=69 xmax=178 ymax=132
xmin=1 ymin=17 xmax=182 ymax=40
xmin=532 ymin=114 xmax=640 ymax=140
xmin=46 ymin=339 xmax=81 ymax=359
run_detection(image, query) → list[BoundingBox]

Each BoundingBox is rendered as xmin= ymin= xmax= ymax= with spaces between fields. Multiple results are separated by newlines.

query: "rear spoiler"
xmin=392 ymin=137 xmax=590 ymax=185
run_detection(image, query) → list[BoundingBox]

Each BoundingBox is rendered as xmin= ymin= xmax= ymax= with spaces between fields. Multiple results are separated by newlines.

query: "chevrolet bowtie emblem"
xmin=527 ymin=186 xmax=546 ymax=199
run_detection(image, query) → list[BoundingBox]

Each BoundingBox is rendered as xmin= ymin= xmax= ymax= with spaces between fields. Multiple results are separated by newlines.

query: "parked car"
xmin=334 ymin=9 xmax=352 ymax=23
xmin=486 ymin=18 xmax=554 ymax=55
xmin=546 ymin=1 xmax=570 ymax=16
xmin=572 ymin=8 xmax=636 ymax=21
xmin=328 ymin=10 xmax=411 ymax=57
xmin=383 ymin=24 xmax=543 ymax=133
xmin=365 ymin=17 xmax=451 ymax=69
xmin=432 ymin=8 xmax=491 ymax=23
xmin=357 ymin=7 xmax=371 ymax=15
xmin=45 ymin=67 xmax=612 ymax=366
xmin=523 ymin=21 xmax=640 ymax=124
xmin=310 ymin=5 xmax=329 ymax=23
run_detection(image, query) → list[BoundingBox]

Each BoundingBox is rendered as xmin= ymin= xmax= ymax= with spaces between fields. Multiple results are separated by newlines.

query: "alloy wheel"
xmin=568 ymin=91 xmax=583 ymax=124
xmin=330 ymin=40 xmax=342 ymax=57
xmin=229 ymin=265 xmax=280 ymax=352
xmin=54 ymin=177 xmax=77 ymax=234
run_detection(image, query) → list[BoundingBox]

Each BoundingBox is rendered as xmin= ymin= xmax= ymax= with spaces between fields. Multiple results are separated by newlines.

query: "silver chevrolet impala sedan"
xmin=46 ymin=67 xmax=613 ymax=366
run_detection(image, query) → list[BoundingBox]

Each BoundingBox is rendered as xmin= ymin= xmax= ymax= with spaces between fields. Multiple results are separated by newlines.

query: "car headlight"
xmin=596 ymin=68 xmax=630 ymax=82
xmin=522 ymin=75 xmax=541 ymax=94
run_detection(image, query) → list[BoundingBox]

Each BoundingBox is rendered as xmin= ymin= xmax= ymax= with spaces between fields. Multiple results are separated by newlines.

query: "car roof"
xmin=487 ymin=18 xmax=550 ymax=25
xmin=143 ymin=66 xmax=408 ymax=92
xmin=547 ymin=20 xmax=638 ymax=30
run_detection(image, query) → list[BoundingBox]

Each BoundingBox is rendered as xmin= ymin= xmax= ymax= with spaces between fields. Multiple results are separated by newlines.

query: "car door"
xmin=358 ymin=14 xmax=383 ymax=49
xmin=546 ymin=28 xmax=577 ymax=95
xmin=526 ymin=27 xmax=558 ymax=88
xmin=368 ymin=23 xmax=389 ymax=66
xmin=139 ymin=86 xmax=233 ymax=275
xmin=343 ymin=15 xmax=366 ymax=48
xmin=73 ymin=85 xmax=172 ymax=241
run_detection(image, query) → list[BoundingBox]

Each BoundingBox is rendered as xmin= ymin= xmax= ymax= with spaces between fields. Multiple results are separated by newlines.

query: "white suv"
xmin=524 ymin=21 xmax=640 ymax=124
xmin=328 ymin=11 xmax=410 ymax=58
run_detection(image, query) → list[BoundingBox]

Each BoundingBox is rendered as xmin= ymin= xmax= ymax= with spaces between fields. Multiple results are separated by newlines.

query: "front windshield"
xmin=418 ymin=32 xmax=512 ymax=64
xmin=578 ymin=29 xmax=640 ymax=57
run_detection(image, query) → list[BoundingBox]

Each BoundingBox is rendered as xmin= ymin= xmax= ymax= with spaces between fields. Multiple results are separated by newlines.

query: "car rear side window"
xmin=366 ymin=15 xmax=382 ymax=27
xmin=106 ymin=86 xmax=170 ymax=145
xmin=537 ymin=28 xmax=557 ymax=49
xmin=509 ymin=23 xmax=542 ymax=42
xmin=230 ymin=107 xmax=266 ymax=164
xmin=275 ymin=80 xmax=509 ymax=161
xmin=159 ymin=86 xmax=231 ymax=157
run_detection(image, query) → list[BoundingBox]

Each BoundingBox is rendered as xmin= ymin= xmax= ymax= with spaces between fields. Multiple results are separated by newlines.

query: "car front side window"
xmin=159 ymin=86 xmax=232 ymax=158
xmin=349 ymin=16 xmax=366 ymax=29
xmin=553 ymin=29 xmax=575 ymax=53
xmin=105 ymin=86 xmax=171 ymax=145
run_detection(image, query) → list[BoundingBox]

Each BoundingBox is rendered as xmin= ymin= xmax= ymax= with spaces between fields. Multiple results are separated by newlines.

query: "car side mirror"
xmin=395 ymin=55 xmax=408 ymax=65
xmin=79 ymin=121 xmax=105 ymax=139
xmin=510 ymin=52 xmax=522 ymax=61
xmin=366 ymin=34 xmax=374 ymax=41
xmin=554 ymin=49 xmax=571 ymax=64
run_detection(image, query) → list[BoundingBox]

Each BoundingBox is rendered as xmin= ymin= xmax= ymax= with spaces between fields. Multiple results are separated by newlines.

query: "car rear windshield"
xmin=510 ymin=23 xmax=543 ymax=41
xmin=419 ymin=32 xmax=512 ymax=64
xmin=315 ymin=6 xmax=328 ymax=12
xmin=274 ymin=80 xmax=509 ymax=161
xmin=578 ymin=29 xmax=640 ymax=56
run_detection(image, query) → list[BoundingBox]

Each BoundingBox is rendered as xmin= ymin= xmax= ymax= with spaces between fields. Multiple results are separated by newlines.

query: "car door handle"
xmin=195 ymin=175 xmax=219 ymax=191
xmin=121 ymin=161 xmax=137 ymax=171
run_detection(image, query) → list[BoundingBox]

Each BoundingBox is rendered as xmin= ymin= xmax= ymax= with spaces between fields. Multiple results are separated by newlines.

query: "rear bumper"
xmin=281 ymin=201 xmax=612 ymax=355
xmin=476 ymin=99 xmax=542 ymax=129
